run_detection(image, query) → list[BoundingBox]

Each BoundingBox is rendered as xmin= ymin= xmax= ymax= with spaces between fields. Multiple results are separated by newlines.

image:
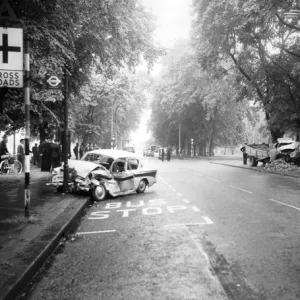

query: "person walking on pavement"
xmin=85 ymin=143 xmax=90 ymax=153
xmin=17 ymin=138 xmax=25 ymax=167
xmin=40 ymin=137 xmax=52 ymax=171
xmin=50 ymin=139 xmax=61 ymax=170
xmin=166 ymin=146 xmax=172 ymax=162
xmin=0 ymin=135 xmax=10 ymax=163
xmin=79 ymin=143 xmax=84 ymax=158
xmin=73 ymin=142 xmax=79 ymax=160
xmin=32 ymin=143 xmax=39 ymax=165
xmin=161 ymin=146 xmax=165 ymax=162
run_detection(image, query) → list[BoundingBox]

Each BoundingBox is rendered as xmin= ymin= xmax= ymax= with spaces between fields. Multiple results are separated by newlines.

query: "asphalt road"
xmin=20 ymin=158 xmax=300 ymax=300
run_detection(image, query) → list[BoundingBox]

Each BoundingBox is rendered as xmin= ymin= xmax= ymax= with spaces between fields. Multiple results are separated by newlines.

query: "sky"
xmin=142 ymin=0 xmax=192 ymax=48
xmin=130 ymin=0 xmax=192 ymax=150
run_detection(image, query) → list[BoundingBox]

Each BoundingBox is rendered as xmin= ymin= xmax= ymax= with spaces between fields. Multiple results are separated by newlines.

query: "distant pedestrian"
xmin=17 ymin=139 xmax=25 ymax=167
xmin=50 ymin=139 xmax=61 ymax=170
xmin=85 ymin=143 xmax=90 ymax=153
xmin=79 ymin=143 xmax=85 ymax=158
xmin=40 ymin=137 xmax=52 ymax=171
xmin=241 ymin=143 xmax=248 ymax=165
xmin=73 ymin=143 xmax=79 ymax=160
xmin=167 ymin=146 xmax=172 ymax=162
xmin=32 ymin=143 xmax=39 ymax=165
xmin=161 ymin=147 xmax=165 ymax=162
xmin=0 ymin=135 xmax=9 ymax=163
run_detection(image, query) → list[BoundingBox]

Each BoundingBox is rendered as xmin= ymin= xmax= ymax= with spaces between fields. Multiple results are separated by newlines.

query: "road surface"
xmin=20 ymin=158 xmax=300 ymax=300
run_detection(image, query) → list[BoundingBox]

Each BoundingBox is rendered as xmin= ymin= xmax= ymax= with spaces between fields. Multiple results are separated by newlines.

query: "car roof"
xmin=82 ymin=149 xmax=139 ymax=160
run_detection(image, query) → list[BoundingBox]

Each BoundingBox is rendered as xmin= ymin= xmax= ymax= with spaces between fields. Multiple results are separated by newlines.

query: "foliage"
xmin=191 ymin=0 xmax=300 ymax=141
xmin=149 ymin=41 xmax=249 ymax=155
xmin=70 ymin=70 xmax=147 ymax=146
xmin=0 ymin=0 xmax=163 ymax=142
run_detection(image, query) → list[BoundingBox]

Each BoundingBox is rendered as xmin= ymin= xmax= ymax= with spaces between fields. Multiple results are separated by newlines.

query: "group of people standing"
xmin=40 ymin=138 xmax=62 ymax=172
xmin=73 ymin=142 xmax=97 ymax=160
xmin=161 ymin=146 xmax=172 ymax=162
xmin=0 ymin=135 xmax=40 ymax=171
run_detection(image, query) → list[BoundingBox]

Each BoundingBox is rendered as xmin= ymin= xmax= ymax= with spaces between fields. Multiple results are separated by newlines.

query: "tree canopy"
xmin=149 ymin=40 xmax=250 ymax=155
xmin=0 ymin=0 xmax=163 ymax=143
xmin=192 ymin=0 xmax=300 ymax=141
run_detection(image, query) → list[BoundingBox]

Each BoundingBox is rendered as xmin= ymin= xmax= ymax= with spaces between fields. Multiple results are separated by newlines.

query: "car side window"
xmin=112 ymin=160 xmax=125 ymax=173
xmin=128 ymin=159 xmax=139 ymax=170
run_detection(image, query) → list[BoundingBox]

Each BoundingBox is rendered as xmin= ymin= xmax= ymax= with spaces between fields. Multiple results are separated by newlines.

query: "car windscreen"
xmin=81 ymin=153 xmax=114 ymax=169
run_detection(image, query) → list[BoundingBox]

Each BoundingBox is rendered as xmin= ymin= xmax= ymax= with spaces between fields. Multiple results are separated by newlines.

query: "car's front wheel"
xmin=92 ymin=183 xmax=107 ymax=201
xmin=136 ymin=179 xmax=147 ymax=193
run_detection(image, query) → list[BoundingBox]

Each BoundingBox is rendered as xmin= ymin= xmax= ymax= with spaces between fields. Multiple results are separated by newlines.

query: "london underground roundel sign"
xmin=46 ymin=74 xmax=61 ymax=89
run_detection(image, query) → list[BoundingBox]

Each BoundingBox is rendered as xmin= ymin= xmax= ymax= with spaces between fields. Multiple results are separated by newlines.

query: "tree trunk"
xmin=39 ymin=125 xmax=47 ymax=144
xmin=209 ymin=107 xmax=218 ymax=156
xmin=265 ymin=112 xmax=283 ymax=142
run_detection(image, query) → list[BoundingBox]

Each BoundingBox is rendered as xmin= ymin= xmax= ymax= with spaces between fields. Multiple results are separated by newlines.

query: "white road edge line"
xmin=207 ymin=177 xmax=221 ymax=183
xmin=77 ymin=230 xmax=116 ymax=235
xmin=172 ymin=188 xmax=177 ymax=192
xmin=183 ymin=199 xmax=190 ymax=203
xmin=269 ymin=199 xmax=300 ymax=212
xmin=177 ymin=193 xmax=183 ymax=197
xmin=187 ymin=229 xmax=210 ymax=263
xmin=229 ymin=185 xmax=253 ymax=194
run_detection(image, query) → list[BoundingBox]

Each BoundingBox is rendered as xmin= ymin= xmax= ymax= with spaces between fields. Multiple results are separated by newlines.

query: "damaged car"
xmin=46 ymin=149 xmax=157 ymax=201
xmin=275 ymin=138 xmax=300 ymax=164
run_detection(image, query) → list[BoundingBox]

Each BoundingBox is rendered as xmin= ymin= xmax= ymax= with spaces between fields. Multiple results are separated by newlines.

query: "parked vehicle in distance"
xmin=143 ymin=149 xmax=154 ymax=157
xmin=46 ymin=149 xmax=157 ymax=201
xmin=123 ymin=146 xmax=135 ymax=153
xmin=153 ymin=150 xmax=159 ymax=158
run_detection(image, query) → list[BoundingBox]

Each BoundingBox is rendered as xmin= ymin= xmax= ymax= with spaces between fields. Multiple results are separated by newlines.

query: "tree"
xmin=0 ymin=0 xmax=164 ymax=142
xmin=149 ymin=41 xmax=248 ymax=155
xmin=70 ymin=70 xmax=147 ymax=147
xmin=191 ymin=0 xmax=300 ymax=141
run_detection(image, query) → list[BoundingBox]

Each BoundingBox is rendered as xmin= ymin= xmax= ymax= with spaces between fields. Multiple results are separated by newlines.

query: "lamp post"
xmin=178 ymin=123 xmax=181 ymax=154
xmin=110 ymin=100 xmax=123 ymax=149
xmin=63 ymin=68 xmax=71 ymax=193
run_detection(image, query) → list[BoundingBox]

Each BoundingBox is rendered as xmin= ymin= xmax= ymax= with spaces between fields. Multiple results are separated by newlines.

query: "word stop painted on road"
xmin=88 ymin=199 xmax=200 ymax=220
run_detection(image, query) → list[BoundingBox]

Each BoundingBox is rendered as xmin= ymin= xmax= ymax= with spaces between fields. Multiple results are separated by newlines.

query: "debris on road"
xmin=263 ymin=159 xmax=300 ymax=173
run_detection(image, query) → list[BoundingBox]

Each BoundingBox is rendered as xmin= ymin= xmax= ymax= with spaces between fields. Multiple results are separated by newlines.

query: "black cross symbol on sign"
xmin=0 ymin=34 xmax=21 ymax=63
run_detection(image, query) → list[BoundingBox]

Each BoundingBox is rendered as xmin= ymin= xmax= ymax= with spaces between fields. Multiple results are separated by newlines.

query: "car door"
xmin=111 ymin=159 xmax=135 ymax=191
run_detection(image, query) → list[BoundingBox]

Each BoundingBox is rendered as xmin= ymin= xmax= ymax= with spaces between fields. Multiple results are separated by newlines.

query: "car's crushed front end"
xmin=46 ymin=160 xmax=108 ymax=193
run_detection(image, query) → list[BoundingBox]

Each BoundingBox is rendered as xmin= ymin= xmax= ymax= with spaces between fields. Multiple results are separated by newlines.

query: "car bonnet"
xmin=68 ymin=159 xmax=102 ymax=178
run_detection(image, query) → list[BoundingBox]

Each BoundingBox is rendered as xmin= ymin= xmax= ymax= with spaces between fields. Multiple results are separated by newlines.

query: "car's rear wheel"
xmin=92 ymin=183 xmax=107 ymax=201
xmin=136 ymin=179 xmax=147 ymax=193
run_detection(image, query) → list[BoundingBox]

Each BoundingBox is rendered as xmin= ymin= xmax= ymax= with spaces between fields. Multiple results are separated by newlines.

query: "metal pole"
xmin=111 ymin=105 xmax=114 ymax=149
xmin=179 ymin=123 xmax=181 ymax=153
xmin=63 ymin=68 xmax=69 ymax=193
xmin=24 ymin=39 xmax=30 ymax=218
xmin=13 ymin=130 xmax=16 ymax=155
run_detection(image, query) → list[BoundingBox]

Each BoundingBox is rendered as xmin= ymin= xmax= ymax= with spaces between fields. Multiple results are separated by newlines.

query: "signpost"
xmin=0 ymin=0 xmax=29 ymax=217
xmin=0 ymin=27 xmax=23 ymax=87
xmin=46 ymin=74 xmax=61 ymax=89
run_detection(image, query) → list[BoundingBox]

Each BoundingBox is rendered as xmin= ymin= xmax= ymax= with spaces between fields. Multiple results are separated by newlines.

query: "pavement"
xmin=0 ymin=165 xmax=91 ymax=300
xmin=0 ymin=156 xmax=299 ymax=300
xmin=209 ymin=156 xmax=300 ymax=178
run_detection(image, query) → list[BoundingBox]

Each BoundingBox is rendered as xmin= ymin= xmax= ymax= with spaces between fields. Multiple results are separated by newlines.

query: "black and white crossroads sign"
xmin=0 ymin=27 xmax=23 ymax=88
